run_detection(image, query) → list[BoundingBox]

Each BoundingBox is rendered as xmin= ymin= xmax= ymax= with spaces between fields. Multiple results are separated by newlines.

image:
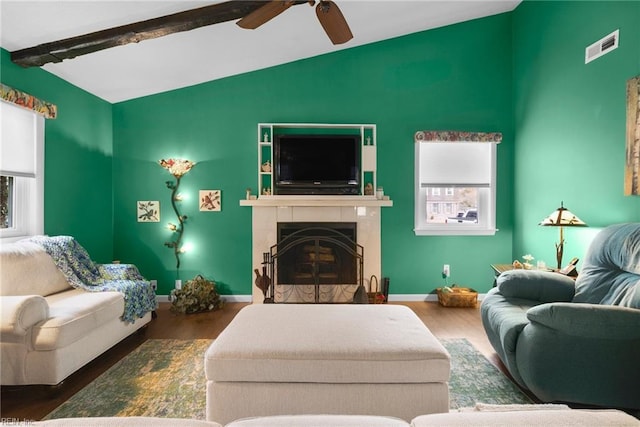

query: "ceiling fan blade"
xmin=237 ymin=1 xmax=294 ymax=29
xmin=315 ymin=1 xmax=353 ymax=45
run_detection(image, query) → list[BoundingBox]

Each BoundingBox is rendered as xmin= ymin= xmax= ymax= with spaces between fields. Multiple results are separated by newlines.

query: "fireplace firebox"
xmin=263 ymin=222 xmax=363 ymax=303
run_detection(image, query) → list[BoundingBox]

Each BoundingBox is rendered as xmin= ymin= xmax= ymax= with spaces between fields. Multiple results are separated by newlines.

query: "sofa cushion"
xmin=573 ymin=222 xmax=640 ymax=308
xmin=411 ymin=409 xmax=640 ymax=426
xmin=226 ymin=415 xmax=410 ymax=427
xmin=206 ymin=304 xmax=450 ymax=384
xmin=34 ymin=417 xmax=222 ymax=427
xmin=32 ymin=289 xmax=124 ymax=350
xmin=0 ymin=240 xmax=71 ymax=297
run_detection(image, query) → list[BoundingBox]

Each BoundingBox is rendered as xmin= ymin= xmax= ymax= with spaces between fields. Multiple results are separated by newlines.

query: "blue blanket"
xmin=27 ymin=235 xmax=157 ymax=323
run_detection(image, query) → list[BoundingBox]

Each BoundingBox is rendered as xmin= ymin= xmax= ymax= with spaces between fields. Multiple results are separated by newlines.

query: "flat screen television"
xmin=274 ymin=134 xmax=361 ymax=195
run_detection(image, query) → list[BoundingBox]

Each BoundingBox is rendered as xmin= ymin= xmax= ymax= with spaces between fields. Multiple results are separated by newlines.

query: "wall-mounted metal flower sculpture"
xmin=159 ymin=158 xmax=195 ymax=273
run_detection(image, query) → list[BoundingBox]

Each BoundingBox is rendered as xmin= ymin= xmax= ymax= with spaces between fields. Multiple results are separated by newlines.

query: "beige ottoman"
xmin=205 ymin=304 xmax=450 ymax=424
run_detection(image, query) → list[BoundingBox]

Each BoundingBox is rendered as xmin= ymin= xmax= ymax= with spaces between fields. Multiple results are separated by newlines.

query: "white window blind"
xmin=418 ymin=142 xmax=492 ymax=186
xmin=1 ymin=101 xmax=38 ymax=177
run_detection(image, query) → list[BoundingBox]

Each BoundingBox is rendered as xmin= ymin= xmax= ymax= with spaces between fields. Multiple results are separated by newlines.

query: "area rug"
xmin=44 ymin=338 xmax=531 ymax=419
xmin=445 ymin=339 xmax=532 ymax=409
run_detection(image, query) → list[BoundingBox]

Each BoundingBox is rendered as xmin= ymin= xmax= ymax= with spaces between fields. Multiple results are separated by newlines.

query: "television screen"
xmin=274 ymin=134 xmax=360 ymax=195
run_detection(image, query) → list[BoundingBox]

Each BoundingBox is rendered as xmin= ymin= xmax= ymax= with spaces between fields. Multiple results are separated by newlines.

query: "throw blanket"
xmin=27 ymin=235 xmax=157 ymax=323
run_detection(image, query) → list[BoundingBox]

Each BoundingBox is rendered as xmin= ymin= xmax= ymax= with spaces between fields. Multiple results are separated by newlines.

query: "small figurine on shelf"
xmin=245 ymin=188 xmax=252 ymax=200
xmin=364 ymin=182 xmax=374 ymax=195
xmin=263 ymin=132 xmax=270 ymax=143
xmin=261 ymin=160 xmax=271 ymax=172
xmin=262 ymin=187 xmax=271 ymax=195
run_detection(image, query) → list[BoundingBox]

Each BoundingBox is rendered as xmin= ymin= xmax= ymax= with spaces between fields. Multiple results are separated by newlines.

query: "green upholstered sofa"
xmin=481 ymin=222 xmax=640 ymax=410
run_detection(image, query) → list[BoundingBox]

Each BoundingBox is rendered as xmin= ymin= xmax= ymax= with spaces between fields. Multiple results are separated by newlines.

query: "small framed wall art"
xmin=137 ymin=201 xmax=160 ymax=222
xmin=200 ymin=190 xmax=221 ymax=211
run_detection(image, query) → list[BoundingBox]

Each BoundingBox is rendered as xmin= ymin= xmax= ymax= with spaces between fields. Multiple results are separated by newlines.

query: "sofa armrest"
xmin=1 ymin=295 xmax=49 ymax=336
xmin=497 ymin=270 xmax=575 ymax=303
xmin=526 ymin=302 xmax=640 ymax=339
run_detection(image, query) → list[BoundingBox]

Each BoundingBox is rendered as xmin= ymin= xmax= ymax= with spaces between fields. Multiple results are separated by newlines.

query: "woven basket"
xmin=367 ymin=275 xmax=386 ymax=304
xmin=436 ymin=286 xmax=478 ymax=307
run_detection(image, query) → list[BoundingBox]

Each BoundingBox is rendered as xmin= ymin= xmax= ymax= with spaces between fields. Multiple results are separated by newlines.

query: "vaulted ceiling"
xmin=1 ymin=1 xmax=521 ymax=103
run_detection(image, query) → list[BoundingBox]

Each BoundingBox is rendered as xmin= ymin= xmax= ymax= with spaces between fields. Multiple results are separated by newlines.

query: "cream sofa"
xmin=0 ymin=238 xmax=154 ymax=385
xmin=32 ymin=406 xmax=640 ymax=426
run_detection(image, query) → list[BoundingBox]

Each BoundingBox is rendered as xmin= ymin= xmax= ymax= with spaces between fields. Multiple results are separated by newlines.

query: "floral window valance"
xmin=1 ymin=83 xmax=57 ymax=119
xmin=415 ymin=131 xmax=501 ymax=143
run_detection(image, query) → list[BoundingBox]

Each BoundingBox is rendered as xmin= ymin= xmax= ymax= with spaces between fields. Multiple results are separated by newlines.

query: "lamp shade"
xmin=539 ymin=202 xmax=587 ymax=227
xmin=158 ymin=158 xmax=195 ymax=177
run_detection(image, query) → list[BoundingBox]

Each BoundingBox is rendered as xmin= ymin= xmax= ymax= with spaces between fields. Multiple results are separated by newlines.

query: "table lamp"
xmin=539 ymin=202 xmax=587 ymax=269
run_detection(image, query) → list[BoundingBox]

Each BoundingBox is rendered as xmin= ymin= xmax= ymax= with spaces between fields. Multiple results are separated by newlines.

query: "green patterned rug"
xmin=44 ymin=338 xmax=531 ymax=419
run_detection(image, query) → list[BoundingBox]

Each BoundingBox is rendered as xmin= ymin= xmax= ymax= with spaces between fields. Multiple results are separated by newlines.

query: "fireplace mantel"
xmin=240 ymin=196 xmax=393 ymax=208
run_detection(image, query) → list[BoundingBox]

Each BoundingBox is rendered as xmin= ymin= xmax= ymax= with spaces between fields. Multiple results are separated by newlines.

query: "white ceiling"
xmin=0 ymin=0 xmax=521 ymax=103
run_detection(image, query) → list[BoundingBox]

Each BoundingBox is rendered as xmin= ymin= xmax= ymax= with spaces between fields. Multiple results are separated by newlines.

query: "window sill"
xmin=414 ymin=228 xmax=498 ymax=236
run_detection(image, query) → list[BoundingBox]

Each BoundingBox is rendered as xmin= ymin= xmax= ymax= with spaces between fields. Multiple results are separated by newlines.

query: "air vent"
xmin=585 ymin=30 xmax=619 ymax=64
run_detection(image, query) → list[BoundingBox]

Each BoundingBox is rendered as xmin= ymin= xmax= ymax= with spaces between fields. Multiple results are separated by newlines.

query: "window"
xmin=414 ymin=139 xmax=499 ymax=236
xmin=0 ymin=101 xmax=44 ymax=241
xmin=1 ymin=176 xmax=14 ymax=228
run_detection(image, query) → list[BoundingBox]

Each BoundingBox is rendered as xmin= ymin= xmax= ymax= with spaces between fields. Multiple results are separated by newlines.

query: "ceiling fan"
xmin=237 ymin=0 xmax=353 ymax=45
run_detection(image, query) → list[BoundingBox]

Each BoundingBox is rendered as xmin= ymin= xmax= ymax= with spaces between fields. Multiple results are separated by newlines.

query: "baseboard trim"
xmin=156 ymin=295 xmax=252 ymax=303
xmin=156 ymin=294 xmax=486 ymax=303
xmin=388 ymin=293 xmax=487 ymax=302
xmin=220 ymin=295 xmax=253 ymax=303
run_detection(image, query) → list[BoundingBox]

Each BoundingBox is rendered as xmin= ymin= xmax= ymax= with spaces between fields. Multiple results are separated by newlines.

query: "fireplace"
xmin=242 ymin=201 xmax=390 ymax=304
xmin=267 ymin=222 xmax=363 ymax=303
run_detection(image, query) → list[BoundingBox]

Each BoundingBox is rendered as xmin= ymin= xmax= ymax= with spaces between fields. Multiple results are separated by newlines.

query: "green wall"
xmin=0 ymin=49 xmax=114 ymax=261
xmin=113 ymin=13 xmax=514 ymax=296
xmin=512 ymin=1 xmax=640 ymax=268
xmin=5 ymin=2 xmax=636 ymax=296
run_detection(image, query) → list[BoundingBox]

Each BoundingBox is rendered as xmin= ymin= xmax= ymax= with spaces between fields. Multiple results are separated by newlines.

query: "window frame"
xmin=0 ymin=102 xmax=44 ymax=242
xmin=414 ymin=138 xmax=499 ymax=236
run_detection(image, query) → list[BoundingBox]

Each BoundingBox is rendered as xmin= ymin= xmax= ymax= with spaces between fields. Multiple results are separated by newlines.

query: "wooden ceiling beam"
xmin=11 ymin=1 xmax=306 ymax=68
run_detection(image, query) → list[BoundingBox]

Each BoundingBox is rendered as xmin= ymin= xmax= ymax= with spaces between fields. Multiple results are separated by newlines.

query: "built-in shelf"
xmin=240 ymin=196 xmax=393 ymax=208
xmin=255 ymin=123 xmax=377 ymax=197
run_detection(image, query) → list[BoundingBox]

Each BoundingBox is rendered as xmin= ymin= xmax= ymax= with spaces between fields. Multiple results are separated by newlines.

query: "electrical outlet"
xmin=443 ymin=264 xmax=451 ymax=277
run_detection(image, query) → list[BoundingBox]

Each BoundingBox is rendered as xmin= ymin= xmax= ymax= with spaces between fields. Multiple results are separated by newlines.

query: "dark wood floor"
xmin=0 ymin=301 xmax=524 ymax=421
